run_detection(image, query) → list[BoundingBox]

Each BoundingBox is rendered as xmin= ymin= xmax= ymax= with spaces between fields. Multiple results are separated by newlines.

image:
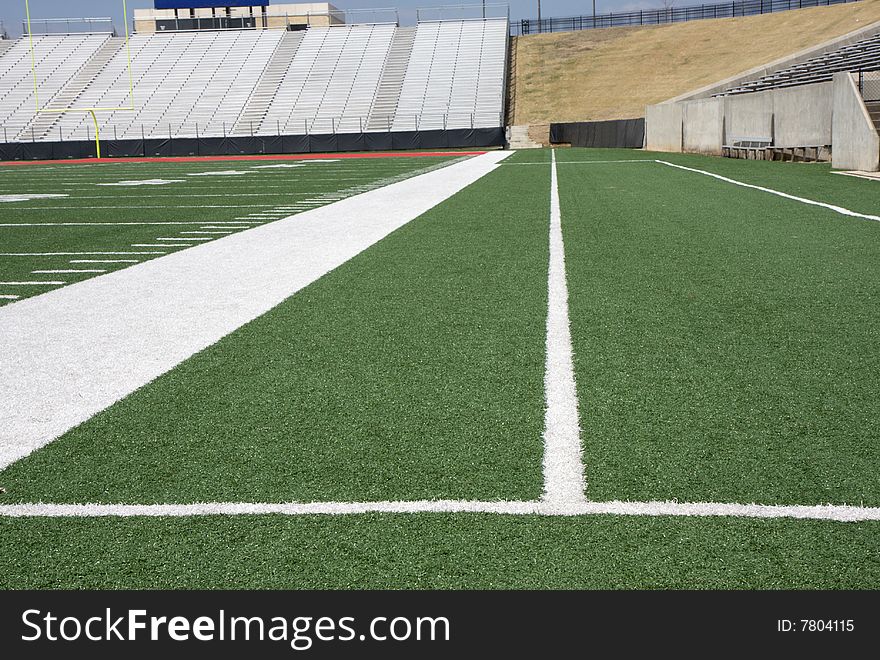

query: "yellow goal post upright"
xmin=25 ymin=0 xmax=135 ymax=159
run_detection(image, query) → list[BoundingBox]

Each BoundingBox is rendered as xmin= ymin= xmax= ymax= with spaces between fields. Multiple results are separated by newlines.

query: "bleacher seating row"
xmin=717 ymin=31 xmax=880 ymax=96
xmin=0 ymin=18 xmax=508 ymax=142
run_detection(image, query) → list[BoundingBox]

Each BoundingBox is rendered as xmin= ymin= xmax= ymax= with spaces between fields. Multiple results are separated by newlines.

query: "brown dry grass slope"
xmin=511 ymin=0 xmax=880 ymax=124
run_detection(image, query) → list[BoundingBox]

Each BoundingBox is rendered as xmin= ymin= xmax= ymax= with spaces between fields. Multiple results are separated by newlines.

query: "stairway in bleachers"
xmin=366 ymin=27 xmax=416 ymax=132
xmin=233 ymin=31 xmax=304 ymax=136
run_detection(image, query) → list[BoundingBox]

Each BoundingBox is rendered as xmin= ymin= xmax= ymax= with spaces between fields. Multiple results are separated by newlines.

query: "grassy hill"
xmin=510 ymin=0 xmax=880 ymax=124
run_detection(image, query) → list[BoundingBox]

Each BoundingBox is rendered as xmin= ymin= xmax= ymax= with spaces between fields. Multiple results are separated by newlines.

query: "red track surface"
xmin=0 ymin=151 xmax=487 ymax=166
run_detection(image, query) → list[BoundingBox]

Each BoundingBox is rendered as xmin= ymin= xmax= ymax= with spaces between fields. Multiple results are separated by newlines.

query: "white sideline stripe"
xmin=155 ymin=237 xmax=213 ymax=241
xmin=7 ymin=206 xmax=267 ymax=210
xmin=70 ymin=260 xmax=139 ymax=264
xmin=0 ymin=152 xmax=511 ymax=470
xmin=542 ymin=150 xmax=587 ymax=507
xmin=656 ymin=160 xmax=880 ymax=222
xmin=131 ymin=244 xmax=191 ymax=248
xmin=0 ymin=281 xmax=66 ymax=286
xmin=32 ymin=270 xmax=106 ymax=274
xmin=0 ymin=295 xmax=20 ymax=300
xmin=0 ymin=252 xmax=165 ymax=256
xmin=0 ymin=500 xmax=878 ymax=522
xmin=509 ymin=160 xmax=656 ymax=165
xmin=181 ymin=231 xmax=234 ymax=235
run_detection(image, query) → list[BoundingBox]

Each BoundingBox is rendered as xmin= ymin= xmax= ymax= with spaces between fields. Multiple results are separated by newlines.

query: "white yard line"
xmin=0 ymin=152 xmax=511 ymax=470
xmin=0 ymin=252 xmax=165 ymax=256
xmin=32 ymin=270 xmax=106 ymax=274
xmin=0 ymin=499 xmax=877 ymax=522
xmin=0 ymin=295 xmax=20 ymax=300
xmin=155 ymin=237 xmax=214 ymax=241
xmin=70 ymin=260 xmax=139 ymax=264
xmin=509 ymin=160 xmax=656 ymax=165
xmin=656 ymin=160 xmax=880 ymax=222
xmin=542 ymin=150 xmax=587 ymax=511
xmin=130 ymin=243 xmax=191 ymax=248
xmin=0 ymin=281 xmax=66 ymax=286
xmin=181 ymin=231 xmax=235 ymax=235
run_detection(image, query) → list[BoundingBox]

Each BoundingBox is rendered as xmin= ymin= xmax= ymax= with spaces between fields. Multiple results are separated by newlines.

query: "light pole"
xmin=537 ymin=0 xmax=542 ymax=32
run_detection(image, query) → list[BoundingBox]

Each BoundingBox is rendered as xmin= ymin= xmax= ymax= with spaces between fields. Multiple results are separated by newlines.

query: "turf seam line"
xmin=1 ymin=500 xmax=878 ymax=522
xmin=656 ymin=160 xmax=880 ymax=222
xmin=542 ymin=149 xmax=588 ymax=509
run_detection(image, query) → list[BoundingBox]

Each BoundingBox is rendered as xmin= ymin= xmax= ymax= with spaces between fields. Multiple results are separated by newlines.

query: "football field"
xmin=1 ymin=148 xmax=878 ymax=588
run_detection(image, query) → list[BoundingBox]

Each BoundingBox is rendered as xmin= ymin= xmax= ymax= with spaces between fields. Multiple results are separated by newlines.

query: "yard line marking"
xmin=131 ymin=244 xmax=191 ymax=248
xmin=0 ymin=152 xmax=511 ymax=470
xmin=70 ymin=260 xmax=139 ymax=264
xmin=0 ymin=295 xmax=20 ymax=300
xmin=0 ymin=281 xmax=66 ymax=286
xmin=96 ymin=179 xmax=183 ymax=187
xmin=32 ymin=270 xmax=106 ymax=274
xmin=181 ymin=231 xmax=234 ymax=235
xmin=5 ymin=206 xmax=272 ymax=210
xmin=508 ymin=160 xmax=655 ymax=165
xmin=0 ymin=193 xmax=68 ymax=202
xmin=0 ymin=252 xmax=165 ymax=256
xmin=155 ymin=237 xmax=214 ymax=241
xmin=542 ymin=150 xmax=587 ymax=511
xmin=0 ymin=499 xmax=878 ymax=522
xmin=656 ymin=160 xmax=880 ymax=222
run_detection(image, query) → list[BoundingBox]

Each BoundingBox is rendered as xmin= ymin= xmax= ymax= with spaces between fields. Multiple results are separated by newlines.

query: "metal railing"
xmin=416 ymin=4 xmax=511 ymax=22
xmin=511 ymin=0 xmax=860 ymax=36
xmin=858 ymin=69 xmax=880 ymax=101
xmin=142 ymin=8 xmax=401 ymax=33
xmin=1 ymin=112 xmax=506 ymax=144
xmin=23 ymin=17 xmax=115 ymax=36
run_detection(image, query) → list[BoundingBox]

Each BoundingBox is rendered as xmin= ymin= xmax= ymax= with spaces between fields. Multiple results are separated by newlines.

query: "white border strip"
xmin=542 ymin=150 xmax=587 ymax=508
xmin=656 ymin=160 xmax=880 ymax=222
xmin=0 ymin=500 xmax=878 ymax=522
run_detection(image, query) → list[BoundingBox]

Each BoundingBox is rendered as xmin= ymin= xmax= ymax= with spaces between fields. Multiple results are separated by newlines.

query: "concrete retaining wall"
xmin=645 ymin=103 xmax=682 ymax=152
xmin=682 ymin=97 xmax=724 ymax=155
xmin=772 ymin=82 xmax=833 ymax=147
xmin=647 ymin=81 xmax=837 ymax=156
xmin=831 ymin=72 xmax=880 ymax=171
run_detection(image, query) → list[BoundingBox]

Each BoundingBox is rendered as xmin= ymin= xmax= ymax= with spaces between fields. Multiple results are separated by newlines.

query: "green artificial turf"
xmin=1 ymin=148 xmax=878 ymax=590
xmin=0 ymin=514 xmax=877 ymax=589
xmin=0 ymin=156 xmax=458 ymax=304
xmin=556 ymin=149 xmax=880 ymax=506
xmin=0 ymin=156 xmax=549 ymax=504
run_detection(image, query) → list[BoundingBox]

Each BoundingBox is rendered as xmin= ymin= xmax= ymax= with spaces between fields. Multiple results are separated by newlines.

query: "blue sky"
xmin=1 ymin=1 xmax=667 ymax=35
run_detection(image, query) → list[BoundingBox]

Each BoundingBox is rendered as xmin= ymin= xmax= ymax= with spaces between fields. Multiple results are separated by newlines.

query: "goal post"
xmin=25 ymin=0 xmax=135 ymax=159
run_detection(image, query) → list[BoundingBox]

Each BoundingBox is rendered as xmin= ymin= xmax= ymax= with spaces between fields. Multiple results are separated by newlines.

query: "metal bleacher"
xmin=0 ymin=16 xmax=509 ymax=142
xmin=0 ymin=34 xmax=110 ymax=142
xmin=48 ymin=29 xmax=284 ymax=140
xmin=718 ymin=31 xmax=880 ymax=96
xmin=392 ymin=18 xmax=507 ymax=130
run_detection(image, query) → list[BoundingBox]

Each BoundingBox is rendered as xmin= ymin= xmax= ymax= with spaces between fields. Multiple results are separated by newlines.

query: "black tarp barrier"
xmin=0 ymin=128 xmax=505 ymax=162
xmin=550 ymin=119 xmax=645 ymax=148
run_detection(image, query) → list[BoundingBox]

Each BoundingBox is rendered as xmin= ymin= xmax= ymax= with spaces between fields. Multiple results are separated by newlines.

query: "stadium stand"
xmin=716 ymin=32 xmax=880 ymax=94
xmin=392 ymin=18 xmax=507 ymax=130
xmin=46 ymin=30 xmax=284 ymax=140
xmin=0 ymin=34 xmax=111 ymax=141
xmin=0 ymin=15 xmax=507 ymax=143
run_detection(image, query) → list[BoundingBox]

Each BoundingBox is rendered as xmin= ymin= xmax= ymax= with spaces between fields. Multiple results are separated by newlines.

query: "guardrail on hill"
xmin=511 ymin=0 xmax=861 ymax=36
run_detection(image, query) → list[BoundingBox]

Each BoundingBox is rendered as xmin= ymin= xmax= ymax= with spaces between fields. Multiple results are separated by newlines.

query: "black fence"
xmin=858 ymin=69 xmax=880 ymax=101
xmin=0 ymin=128 xmax=505 ymax=162
xmin=550 ymin=119 xmax=645 ymax=149
xmin=512 ymin=0 xmax=858 ymax=36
